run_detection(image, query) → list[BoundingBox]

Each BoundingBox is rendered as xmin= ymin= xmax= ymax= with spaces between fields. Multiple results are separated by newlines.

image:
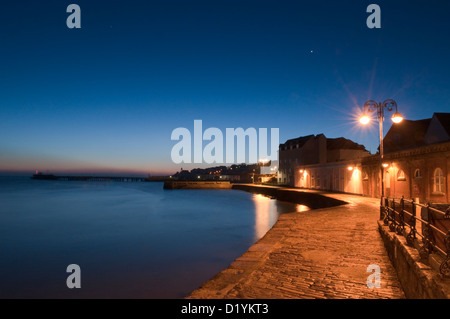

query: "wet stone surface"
xmin=187 ymin=188 xmax=405 ymax=299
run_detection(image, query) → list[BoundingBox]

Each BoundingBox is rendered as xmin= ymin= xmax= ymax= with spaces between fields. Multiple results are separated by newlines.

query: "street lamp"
xmin=359 ymin=99 xmax=403 ymax=199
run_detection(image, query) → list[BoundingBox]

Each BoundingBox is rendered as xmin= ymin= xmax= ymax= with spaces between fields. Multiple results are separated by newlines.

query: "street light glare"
xmin=391 ymin=112 xmax=403 ymax=124
xmin=361 ymin=98 xmax=402 ymax=198
xmin=360 ymin=115 xmax=370 ymax=125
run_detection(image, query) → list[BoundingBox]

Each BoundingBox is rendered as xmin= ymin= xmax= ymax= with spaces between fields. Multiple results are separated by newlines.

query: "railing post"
xmin=383 ymin=197 xmax=389 ymax=225
xmin=388 ymin=199 xmax=396 ymax=232
xmin=439 ymin=207 xmax=450 ymax=277
xmin=397 ymin=196 xmax=405 ymax=235
xmin=406 ymin=198 xmax=417 ymax=246
xmin=440 ymin=230 xmax=450 ymax=277
xmin=380 ymin=196 xmax=384 ymax=220
xmin=419 ymin=203 xmax=433 ymax=260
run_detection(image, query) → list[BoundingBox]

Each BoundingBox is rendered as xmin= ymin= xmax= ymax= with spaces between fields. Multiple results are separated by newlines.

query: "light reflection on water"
xmin=253 ymin=194 xmax=279 ymax=240
xmin=0 ymin=176 xmax=308 ymax=298
xmin=296 ymin=204 xmax=310 ymax=212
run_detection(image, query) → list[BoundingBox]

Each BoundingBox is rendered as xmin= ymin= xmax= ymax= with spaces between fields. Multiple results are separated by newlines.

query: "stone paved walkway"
xmin=187 ymin=186 xmax=405 ymax=299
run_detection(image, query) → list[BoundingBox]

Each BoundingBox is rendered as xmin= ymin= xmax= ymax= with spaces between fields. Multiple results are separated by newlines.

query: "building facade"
xmin=278 ymin=113 xmax=450 ymax=204
xmin=278 ymin=133 xmax=370 ymax=193
xmin=278 ymin=134 xmax=325 ymax=186
xmin=296 ymin=160 xmax=365 ymax=194
xmin=362 ymin=113 xmax=450 ymax=204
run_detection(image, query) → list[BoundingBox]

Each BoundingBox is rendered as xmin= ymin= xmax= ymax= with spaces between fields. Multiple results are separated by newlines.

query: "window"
xmin=433 ymin=168 xmax=445 ymax=194
xmin=397 ymin=169 xmax=406 ymax=181
xmin=385 ymin=171 xmax=390 ymax=189
xmin=362 ymin=172 xmax=369 ymax=181
xmin=414 ymin=169 xmax=422 ymax=179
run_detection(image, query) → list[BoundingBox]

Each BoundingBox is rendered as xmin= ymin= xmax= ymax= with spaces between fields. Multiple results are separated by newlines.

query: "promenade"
xmin=187 ymin=186 xmax=405 ymax=299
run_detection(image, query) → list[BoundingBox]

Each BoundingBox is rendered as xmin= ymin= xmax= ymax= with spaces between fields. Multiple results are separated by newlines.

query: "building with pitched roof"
xmin=278 ymin=113 xmax=450 ymax=202
xmin=361 ymin=113 xmax=450 ymax=203
xmin=278 ymin=134 xmax=370 ymax=193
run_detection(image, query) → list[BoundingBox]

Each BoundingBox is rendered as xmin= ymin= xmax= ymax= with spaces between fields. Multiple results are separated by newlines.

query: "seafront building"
xmin=278 ymin=133 xmax=370 ymax=193
xmin=278 ymin=113 xmax=450 ymax=204
xmin=361 ymin=113 xmax=450 ymax=203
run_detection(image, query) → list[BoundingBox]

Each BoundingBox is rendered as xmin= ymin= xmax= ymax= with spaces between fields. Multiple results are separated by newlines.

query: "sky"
xmin=1 ymin=0 xmax=449 ymax=175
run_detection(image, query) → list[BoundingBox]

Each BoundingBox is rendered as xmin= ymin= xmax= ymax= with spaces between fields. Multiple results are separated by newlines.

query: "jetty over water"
xmin=31 ymin=173 xmax=148 ymax=182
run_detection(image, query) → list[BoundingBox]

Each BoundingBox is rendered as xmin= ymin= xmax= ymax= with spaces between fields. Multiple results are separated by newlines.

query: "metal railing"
xmin=380 ymin=196 xmax=450 ymax=276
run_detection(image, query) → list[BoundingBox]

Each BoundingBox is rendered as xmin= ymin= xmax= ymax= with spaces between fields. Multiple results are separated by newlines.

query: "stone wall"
xmin=378 ymin=221 xmax=450 ymax=298
xmin=232 ymin=184 xmax=347 ymax=209
xmin=163 ymin=181 xmax=232 ymax=189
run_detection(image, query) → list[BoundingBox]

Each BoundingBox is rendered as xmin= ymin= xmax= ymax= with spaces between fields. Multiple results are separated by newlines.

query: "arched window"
xmin=433 ymin=168 xmax=445 ymax=194
xmin=397 ymin=169 xmax=406 ymax=181
xmin=414 ymin=169 xmax=422 ymax=179
xmin=385 ymin=171 xmax=391 ymax=189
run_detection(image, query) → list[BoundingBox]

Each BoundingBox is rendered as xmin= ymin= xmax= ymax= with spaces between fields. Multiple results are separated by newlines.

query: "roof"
xmin=434 ymin=113 xmax=450 ymax=136
xmin=383 ymin=118 xmax=431 ymax=153
xmin=280 ymin=134 xmax=314 ymax=148
xmin=280 ymin=134 xmax=367 ymax=152
xmin=326 ymin=137 xmax=367 ymax=151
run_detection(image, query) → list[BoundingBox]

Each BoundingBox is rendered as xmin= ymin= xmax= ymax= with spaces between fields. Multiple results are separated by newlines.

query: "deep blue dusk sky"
xmin=1 ymin=1 xmax=449 ymax=175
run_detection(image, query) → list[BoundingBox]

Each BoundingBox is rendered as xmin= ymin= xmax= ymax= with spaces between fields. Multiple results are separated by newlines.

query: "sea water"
xmin=0 ymin=176 xmax=307 ymax=298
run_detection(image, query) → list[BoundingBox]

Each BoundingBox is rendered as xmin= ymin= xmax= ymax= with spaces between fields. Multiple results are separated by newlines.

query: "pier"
xmin=31 ymin=173 xmax=148 ymax=182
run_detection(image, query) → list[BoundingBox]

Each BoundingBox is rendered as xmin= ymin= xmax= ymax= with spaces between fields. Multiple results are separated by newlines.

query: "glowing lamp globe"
xmin=360 ymin=115 xmax=370 ymax=125
xmin=391 ymin=112 xmax=403 ymax=124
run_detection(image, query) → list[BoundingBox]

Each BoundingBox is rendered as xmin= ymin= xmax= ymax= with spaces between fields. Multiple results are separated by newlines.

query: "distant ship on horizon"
xmin=31 ymin=171 xmax=57 ymax=180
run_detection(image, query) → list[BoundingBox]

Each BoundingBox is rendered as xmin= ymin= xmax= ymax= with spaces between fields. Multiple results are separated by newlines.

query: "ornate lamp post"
xmin=359 ymin=99 xmax=403 ymax=199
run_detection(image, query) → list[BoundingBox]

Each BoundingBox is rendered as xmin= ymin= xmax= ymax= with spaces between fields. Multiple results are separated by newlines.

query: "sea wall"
xmin=378 ymin=221 xmax=450 ymax=298
xmin=163 ymin=181 xmax=232 ymax=189
xmin=231 ymin=184 xmax=347 ymax=209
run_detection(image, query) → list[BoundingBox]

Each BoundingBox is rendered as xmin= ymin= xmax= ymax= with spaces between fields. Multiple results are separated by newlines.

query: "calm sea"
xmin=0 ymin=176 xmax=307 ymax=298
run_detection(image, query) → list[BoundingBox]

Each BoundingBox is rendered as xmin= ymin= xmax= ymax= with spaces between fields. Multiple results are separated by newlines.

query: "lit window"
xmin=397 ymin=169 xmax=406 ymax=181
xmin=362 ymin=172 xmax=369 ymax=181
xmin=433 ymin=168 xmax=445 ymax=194
xmin=414 ymin=169 xmax=422 ymax=179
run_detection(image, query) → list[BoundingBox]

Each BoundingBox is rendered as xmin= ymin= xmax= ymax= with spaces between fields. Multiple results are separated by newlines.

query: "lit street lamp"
xmin=359 ymin=99 xmax=403 ymax=199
